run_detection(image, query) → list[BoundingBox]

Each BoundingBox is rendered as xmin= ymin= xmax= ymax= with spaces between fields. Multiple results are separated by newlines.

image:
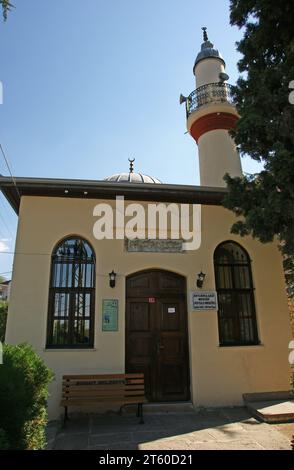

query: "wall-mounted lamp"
xmin=109 ymin=270 xmax=117 ymax=288
xmin=197 ymin=271 xmax=206 ymax=289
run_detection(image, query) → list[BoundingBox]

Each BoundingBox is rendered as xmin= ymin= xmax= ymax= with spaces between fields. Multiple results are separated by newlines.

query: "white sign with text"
xmin=191 ymin=291 xmax=218 ymax=311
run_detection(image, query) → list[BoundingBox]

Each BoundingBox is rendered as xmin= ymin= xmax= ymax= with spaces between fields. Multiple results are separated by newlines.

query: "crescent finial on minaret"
xmin=202 ymin=26 xmax=208 ymax=42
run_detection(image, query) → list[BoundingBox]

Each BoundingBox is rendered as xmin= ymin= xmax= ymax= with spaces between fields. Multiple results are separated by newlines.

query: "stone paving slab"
xmin=48 ymin=407 xmax=293 ymax=450
xmin=248 ymin=400 xmax=294 ymax=423
xmin=243 ymin=391 xmax=294 ymax=423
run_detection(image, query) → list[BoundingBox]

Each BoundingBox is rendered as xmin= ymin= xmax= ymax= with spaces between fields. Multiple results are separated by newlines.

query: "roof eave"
xmin=0 ymin=176 xmax=227 ymax=215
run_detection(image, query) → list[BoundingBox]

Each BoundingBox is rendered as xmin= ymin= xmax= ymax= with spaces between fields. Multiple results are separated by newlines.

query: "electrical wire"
xmin=0 ymin=143 xmax=21 ymax=198
xmin=0 ymin=194 xmax=17 ymax=233
xmin=0 ymin=211 xmax=15 ymax=240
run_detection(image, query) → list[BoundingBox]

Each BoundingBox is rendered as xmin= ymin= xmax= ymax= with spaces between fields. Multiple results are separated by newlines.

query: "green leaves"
xmin=225 ymin=0 xmax=294 ymax=286
xmin=0 ymin=343 xmax=54 ymax=450
xmin=0 ymin=301 xmax=8 ymax=342
xmin=0 ymin=0 xmax=13 ymax=21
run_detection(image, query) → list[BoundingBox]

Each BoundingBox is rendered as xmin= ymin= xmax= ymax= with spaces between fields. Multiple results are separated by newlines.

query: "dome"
xmin=103 ymin=160 xmax=162 ymax=184
xmin=104 ymin=172 xmax=162 ymax=184
xmin=193 ymin=29 xmax=225 ymax=72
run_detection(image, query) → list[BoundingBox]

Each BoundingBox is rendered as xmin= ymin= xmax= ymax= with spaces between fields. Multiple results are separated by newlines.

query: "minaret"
xmin=181 ymin=28 xmax=242 ymax=187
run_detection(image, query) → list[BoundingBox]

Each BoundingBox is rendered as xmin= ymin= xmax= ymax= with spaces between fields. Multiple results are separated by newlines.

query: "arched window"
xmin=46 ymin=237 xmax=95 ymax=348
xmin=214 ymin=241 xmax=259 ymax=346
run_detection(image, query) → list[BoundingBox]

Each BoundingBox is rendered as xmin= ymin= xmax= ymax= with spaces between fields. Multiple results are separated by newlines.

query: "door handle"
xmin=157 ymin=342 xmax=164 ymax=354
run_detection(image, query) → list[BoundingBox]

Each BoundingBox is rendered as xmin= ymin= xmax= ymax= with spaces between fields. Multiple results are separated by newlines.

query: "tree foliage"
xmin=0 ymin=0 xmax=13 ymax=21
xmin=223 ymin=0 xmax=294 ymax=285
xmin=0 ymin=343 xmax=54 ymax=450
xmin=0 ymin=300 xmax=8 ymax=342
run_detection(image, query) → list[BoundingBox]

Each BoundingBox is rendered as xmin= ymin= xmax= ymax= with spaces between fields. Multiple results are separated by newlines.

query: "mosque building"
xmin=1 ymin=30 xmax=292 ymax=419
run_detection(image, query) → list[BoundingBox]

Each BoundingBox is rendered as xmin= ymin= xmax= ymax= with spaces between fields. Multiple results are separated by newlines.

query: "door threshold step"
xmin=125 ymin=402 xmax=195 ymax=415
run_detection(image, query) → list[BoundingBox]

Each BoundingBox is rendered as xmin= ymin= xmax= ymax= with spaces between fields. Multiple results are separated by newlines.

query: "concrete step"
xmin=243 ymin=391 xmax=294 ymax=423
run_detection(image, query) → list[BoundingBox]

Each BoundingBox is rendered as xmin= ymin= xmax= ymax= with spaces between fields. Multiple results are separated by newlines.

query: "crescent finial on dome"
xmin=128 ymin=158 xmax=135 ymax=173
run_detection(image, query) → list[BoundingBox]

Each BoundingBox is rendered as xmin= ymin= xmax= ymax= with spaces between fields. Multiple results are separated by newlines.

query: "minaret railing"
xmin=186 ymin=82 xmax=235 ymax=118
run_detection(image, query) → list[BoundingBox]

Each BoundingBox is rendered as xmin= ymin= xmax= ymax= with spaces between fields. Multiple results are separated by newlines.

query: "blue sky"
xmin=0 ymin=0 xmax=262 ymax=278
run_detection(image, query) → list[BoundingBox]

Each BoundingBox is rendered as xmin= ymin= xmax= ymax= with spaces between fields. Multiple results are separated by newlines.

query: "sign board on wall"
xmin=125 ymin=239 xmax=184 ymax=253
xmin=102 ymin=299 xmax=119 ymax=331
xmin=191 ymin=291 xmax=218 ymax=311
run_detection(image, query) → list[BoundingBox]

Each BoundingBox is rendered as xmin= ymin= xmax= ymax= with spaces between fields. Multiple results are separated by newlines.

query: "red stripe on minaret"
xmin=190 ymin=112 xmax=239 ymax=143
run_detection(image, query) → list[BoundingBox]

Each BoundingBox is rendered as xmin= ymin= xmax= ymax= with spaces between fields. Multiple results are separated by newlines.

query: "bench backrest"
xmin=62 ymin=373 xmax=145 ymax=403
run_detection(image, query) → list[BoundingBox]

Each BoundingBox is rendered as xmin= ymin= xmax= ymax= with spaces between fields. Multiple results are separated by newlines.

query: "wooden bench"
xmin=61 ymin=373 xmax=147 ymax=425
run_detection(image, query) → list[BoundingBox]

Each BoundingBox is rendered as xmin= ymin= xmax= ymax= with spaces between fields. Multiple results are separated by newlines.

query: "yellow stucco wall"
xmin=5 ymin=196 xmax=293 ymax=419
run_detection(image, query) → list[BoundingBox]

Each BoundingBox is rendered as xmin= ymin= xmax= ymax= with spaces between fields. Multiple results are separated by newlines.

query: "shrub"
xmin=0 ymin=301 xmax=8 ymax=342
xmin=0 ymin=343 xmax=54 ymax=450
xmin=0 ymin=429 xmax=9 ymax=450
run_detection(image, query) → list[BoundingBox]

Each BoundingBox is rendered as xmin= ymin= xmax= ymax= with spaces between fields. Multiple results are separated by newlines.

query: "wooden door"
xmin=126 ymin=270 xmax=190 ymax=402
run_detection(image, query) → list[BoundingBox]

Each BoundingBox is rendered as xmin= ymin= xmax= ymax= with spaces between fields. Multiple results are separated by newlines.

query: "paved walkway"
xmin=46 ymin=407 xmax=294 ymax=450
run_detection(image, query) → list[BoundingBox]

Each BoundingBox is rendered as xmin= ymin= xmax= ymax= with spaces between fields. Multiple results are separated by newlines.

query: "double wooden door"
xmin=126 ymin=270 xmax=190 ymax=402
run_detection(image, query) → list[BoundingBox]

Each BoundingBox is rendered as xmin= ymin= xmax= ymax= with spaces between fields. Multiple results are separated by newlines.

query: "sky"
xmin=0 ymin=0 xmax=263 ymax=279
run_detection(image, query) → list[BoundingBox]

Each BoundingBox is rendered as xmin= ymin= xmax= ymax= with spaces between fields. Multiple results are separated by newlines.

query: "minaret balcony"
xmin=185 ymin=82 xmax=234 ymax=118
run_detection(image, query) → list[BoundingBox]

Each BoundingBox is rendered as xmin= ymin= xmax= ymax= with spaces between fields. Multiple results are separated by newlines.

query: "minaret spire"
xmin=202 ymin=26 xmax=208 ymax=42
xmin=181 ymin=31 xmax=242 ymax=187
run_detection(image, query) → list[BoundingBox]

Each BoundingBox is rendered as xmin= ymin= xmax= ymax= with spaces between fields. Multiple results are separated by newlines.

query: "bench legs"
xmin=138 ymin=403 xmax=144 ymax=424
xmin=63 ymin=406 xmax=69 ymax=427
xmin=62 ymin=404 xmax=143 ymax=425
